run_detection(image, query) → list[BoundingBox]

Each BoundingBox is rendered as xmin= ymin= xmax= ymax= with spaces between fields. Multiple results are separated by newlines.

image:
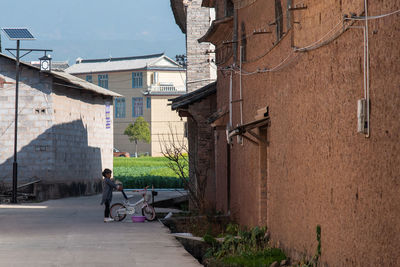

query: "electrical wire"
xmin=223 ymin=14 xmax=353 ymax=76
xmin=345 ymin=8 xmax=400 ymax=20
xmin=294 ymin=19 xmax=345 ymax=51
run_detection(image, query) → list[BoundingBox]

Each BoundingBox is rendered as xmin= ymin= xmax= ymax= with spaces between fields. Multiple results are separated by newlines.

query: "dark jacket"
xmin=101 ymin=178 xmax=118 ymax=205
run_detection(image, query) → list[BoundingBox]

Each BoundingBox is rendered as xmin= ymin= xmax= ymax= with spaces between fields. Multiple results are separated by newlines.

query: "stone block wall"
xmin=0 ymin=58 xmax=54 ymax=184
xmin=0 ymin=56 xmax=114 ymax=199
xmin=52 ymin=86 xmax=113 ymax=182
xmin=186 ymin=0 xmax=216 ymax=92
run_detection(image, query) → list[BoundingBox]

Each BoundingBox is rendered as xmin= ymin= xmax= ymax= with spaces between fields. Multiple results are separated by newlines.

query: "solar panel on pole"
xmin=1 ymin=28 xmax=35 ymax=40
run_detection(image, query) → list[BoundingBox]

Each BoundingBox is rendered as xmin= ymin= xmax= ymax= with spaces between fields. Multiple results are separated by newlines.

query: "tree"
xmin=160 ymin=125 xmax=207 ymax=212
xmin=124 ymin=117 xmax=150 ymax=157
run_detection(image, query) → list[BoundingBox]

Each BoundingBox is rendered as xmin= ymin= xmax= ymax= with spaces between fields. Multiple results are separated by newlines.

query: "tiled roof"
xmin=0 ymin=53 xmax=121 ymax=98
xmin=51 ymin=70 xmax=121 ymax=97
xmin=170 ymin=82 xmax=216 ymax=110
xmin=65 ymin=53 xmax=184 ymax=74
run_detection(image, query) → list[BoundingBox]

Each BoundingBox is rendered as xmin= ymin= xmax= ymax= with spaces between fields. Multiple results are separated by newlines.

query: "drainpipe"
xmin=364 ymin=0 xmax=370 ymax=138
xmin=239 ymin=46 xmax=243 ymax=126
xmin=229 ymin=71 xmax=233 ymax=129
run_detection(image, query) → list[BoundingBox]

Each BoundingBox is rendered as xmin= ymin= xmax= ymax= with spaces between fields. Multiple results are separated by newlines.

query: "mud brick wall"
xmin=213 ymin=0 xmax=400 ymax=266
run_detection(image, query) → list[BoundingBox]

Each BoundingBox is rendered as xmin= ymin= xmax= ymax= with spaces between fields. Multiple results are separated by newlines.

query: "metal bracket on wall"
xmin=288 ymin=4 xmax=307 ymax=11
xmin=253 ymin=29 xmax=272 ymax=35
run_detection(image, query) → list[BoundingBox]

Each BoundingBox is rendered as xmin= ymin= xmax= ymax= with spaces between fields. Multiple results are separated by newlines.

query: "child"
xmin=101 ymin=168 xmax=119 ymax=222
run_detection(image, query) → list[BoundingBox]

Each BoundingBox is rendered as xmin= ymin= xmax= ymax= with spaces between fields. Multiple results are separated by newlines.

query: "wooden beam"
xmin=242 ymin=134 xmax=258 ymax=146
xmin=247 ymin=129 xmax=267 ymax=145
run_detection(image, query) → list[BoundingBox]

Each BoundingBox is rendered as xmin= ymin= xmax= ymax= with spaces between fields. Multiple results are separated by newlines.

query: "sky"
xmin=0 ymin=0 xmax=185 ymax=65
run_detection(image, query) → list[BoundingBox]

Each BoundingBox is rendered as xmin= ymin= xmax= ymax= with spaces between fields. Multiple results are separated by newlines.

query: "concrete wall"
xmin=0 ymin=57 xmax=114 ymax=199
xmin=0 ymin=58 xmax=54 ymax=184
xmin=150 ymin=96 xmax=187 ymax=157
xmin=212 ymin=0 xmax=400 ymax=266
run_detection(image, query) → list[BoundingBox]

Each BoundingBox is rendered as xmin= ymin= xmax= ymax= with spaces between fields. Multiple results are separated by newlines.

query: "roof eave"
xmin=198 ymin=16 xmax=234 ymax=45
xmin=170 ymin=82 xmax=216 ymax=110
xmin=170 ymin=0 xmax=187 ymax=34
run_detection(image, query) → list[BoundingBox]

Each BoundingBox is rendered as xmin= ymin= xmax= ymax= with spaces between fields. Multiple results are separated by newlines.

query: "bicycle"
xmin=109 ymin=186 xmax=156 ymax=222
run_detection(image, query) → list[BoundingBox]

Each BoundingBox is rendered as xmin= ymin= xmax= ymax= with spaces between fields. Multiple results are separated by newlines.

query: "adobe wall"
xmin=214 ymin=0 xmax=400 ymax=266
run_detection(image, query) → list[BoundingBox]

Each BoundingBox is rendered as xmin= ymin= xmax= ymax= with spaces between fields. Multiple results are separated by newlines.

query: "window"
xmin=287 ymin=0 xmax=292 ymax=30
xmin=275 ymin=0 xmax=284 ymax=41
xmin=241 ymin=22 xmax=247 ymax=62
xmin=225 ymin=0 xmax=234 ymax=17
xmin=147 ymin=97 xmax=151 ymax=109
xmin=115 ymin=98 xmax=126 ymax=118
xmin=98 ymin=74 xmax=108 ymax=89
xmin=132 ymin=97 xmax=143 ymax=117
xmin=132 ymin=72 xmax=143 ymax=88
xmin=86 ymin=75 xmax=92 ymax=83
xmin=151 ymin=72 xmax=159 ymax=85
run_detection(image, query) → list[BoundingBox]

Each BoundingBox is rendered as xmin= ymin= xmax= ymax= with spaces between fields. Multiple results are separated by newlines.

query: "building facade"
xmin=170 ymin=0 xmax=217 ymax=92
xmin=197 ymin=0 xmax=400 ymax=266
xmin=0 ymin=53 xmax=119 ymax=200
xmin=66 ymin=53 xmax=187 ymax=156
xmin=171 ymin=82 xmax=217 ymax=210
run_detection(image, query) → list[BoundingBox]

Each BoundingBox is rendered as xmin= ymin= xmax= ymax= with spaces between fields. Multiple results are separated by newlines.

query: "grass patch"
xmin=113 ymin=157 xmax=185 ymax=188
xmin=204 ymin=224 xmax=286 ymax=267
xmin=221 ymin=248 xmax=286 ymax=267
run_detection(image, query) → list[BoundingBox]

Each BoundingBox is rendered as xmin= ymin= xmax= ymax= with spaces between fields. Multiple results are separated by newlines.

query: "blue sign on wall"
xmin=105 ymin=102 xmax=111 ymax=129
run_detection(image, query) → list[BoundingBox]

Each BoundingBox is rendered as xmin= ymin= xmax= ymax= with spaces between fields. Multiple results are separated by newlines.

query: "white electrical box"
xmin=357 ymin=99 xmax=367 ymax=134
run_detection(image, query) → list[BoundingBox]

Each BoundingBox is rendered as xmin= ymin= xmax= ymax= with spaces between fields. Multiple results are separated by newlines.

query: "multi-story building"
xmin=66 ymin=53 xmax=186 ymax=156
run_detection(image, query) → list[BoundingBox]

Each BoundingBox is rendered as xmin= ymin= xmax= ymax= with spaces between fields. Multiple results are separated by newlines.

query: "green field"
xmin=113 ymin=157 xmax=185 ymax=188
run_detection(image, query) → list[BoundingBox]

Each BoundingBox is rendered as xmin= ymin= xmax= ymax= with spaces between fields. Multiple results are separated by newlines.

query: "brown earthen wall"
xmin=214 ymin=0 xmax=400 ymax=266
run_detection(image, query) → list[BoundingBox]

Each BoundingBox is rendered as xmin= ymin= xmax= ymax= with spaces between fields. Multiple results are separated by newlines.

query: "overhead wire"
xmin=345 ymin=8 xmax=400 ymax=20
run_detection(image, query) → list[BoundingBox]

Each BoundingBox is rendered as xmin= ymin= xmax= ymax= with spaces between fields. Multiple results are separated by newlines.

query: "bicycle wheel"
xmin=110 ymin=203 xmax=126 ymax=222
xmin=142 ymin=205 xmax=156 ymax=221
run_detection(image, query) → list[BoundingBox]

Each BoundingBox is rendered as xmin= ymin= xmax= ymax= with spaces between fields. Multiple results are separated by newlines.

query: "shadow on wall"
xmin=0 ymin=119 xmax=103 ymax=200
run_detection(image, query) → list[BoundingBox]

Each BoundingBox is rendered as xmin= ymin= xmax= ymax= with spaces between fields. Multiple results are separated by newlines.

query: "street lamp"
xmin=39 ymin=54 xmax=52 ymax=72
xmin=2 ymin=27 xmax=52 ymax=203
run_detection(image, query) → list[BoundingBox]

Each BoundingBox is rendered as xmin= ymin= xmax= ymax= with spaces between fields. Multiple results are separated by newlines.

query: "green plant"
xmin=298 ymin=225 xmax=322 ymax=267
xmin=124 ymin=117 xmax=150 ymax=157
xmin=113 ymin=157 xmax=186 ymax=188
xmin=160 ymin=126 xmax=207 ymax=212
xmin=205 ymin=225 xmax=285 ymax=267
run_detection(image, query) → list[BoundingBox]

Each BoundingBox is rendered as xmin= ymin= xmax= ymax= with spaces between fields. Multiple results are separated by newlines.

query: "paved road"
xmin=0 ymin=192 xmax=201 ymax=267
